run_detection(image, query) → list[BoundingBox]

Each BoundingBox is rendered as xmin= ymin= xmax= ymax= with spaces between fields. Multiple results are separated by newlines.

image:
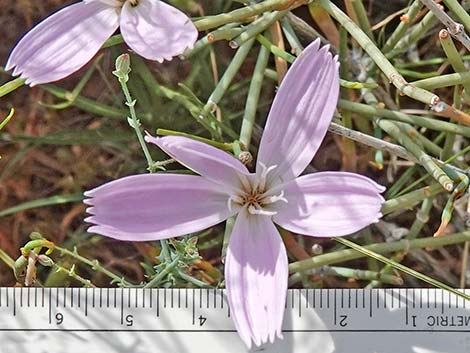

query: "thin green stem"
xmin=289 ymin=230 xmax=470 ymax=273
xmin=239 ymin=45 xmax=270 ymax=149
xmin=335 ymin=238 xmax=470 ymax=301
xmin=53 ymin=245 xmax=136 ymax=287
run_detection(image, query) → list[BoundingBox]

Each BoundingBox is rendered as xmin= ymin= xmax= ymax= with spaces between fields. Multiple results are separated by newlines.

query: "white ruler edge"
xmin=1 ymin=288 xmax=470 ymax=353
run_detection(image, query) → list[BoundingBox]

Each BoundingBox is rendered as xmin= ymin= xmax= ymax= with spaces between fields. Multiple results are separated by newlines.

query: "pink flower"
xmin=6 ymin=0 xmax=198 ymax=86
xmin=84 ymin=40 xmax=385 ymax=348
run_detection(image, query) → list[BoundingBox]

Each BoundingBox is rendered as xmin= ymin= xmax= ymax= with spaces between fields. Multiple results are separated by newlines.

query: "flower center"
xmin=228 ymin=163 xmax=288 ymax=216
xmin=127 ymin=0 xmax=139 ymax=6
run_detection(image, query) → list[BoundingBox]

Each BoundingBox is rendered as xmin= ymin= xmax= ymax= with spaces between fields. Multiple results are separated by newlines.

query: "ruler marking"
xmin=120 ymin=289 xmax=124 ymax=325
xmin=92 ymin=288 xmax=96 ymax=308
xmin=0 ymin=287 xmax=2 ymax=307
xmin=441 ymin=290 xmax=445 ymax=314
xmin=128 ymin=288 xmax=131 ymax=309
xmin=13 ymin=288 xmax=16 ymax=316
xmin=333 ymin=289 xmax=337 ymax=325
xmin=179 ymin=288 xmax=182 ymax=309
xmin=192 ymin=288 xmax=195 ymax=325
xmin=150 ymin=289 xmax=153 ymax=309
xmin=362 ymin=289 xmax=365 ymax=309
xmin=48 ymin=288 xmax=52 ymax=324
xmin=157 ymin=289 xmax=160 ymax=317
xmin=85 ymin=289 xmax=88 ymax=316
xmin=7 ymin=288 xmax=470 ymax=334
xmin=114 ymin=288 xmax=117 ymax=309
xmin=6 ymin=287 xmax=8 ymax=308
xmin=164 ymin=288 xmax=167 ymax=309
xmin=434 ymin=290 xmax=437 ymax=309
xmin=405 ymin=288 xmax=408 ymax=325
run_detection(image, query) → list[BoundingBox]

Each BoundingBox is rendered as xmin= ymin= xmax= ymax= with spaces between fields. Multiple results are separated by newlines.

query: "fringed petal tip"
xmin=5 ymin=1 xmax=119 ymax=86
xmin=273 ymin=172 xmax=386 ymax=237
xmin=225 ymin=211 xmax=288 ymax=349
xmin=257 ymin=38 xmax=340 ymax=183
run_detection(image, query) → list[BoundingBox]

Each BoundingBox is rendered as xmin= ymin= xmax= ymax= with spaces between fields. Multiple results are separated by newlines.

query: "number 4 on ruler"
xmin=198 ymin=315 xmax=206 ymax=326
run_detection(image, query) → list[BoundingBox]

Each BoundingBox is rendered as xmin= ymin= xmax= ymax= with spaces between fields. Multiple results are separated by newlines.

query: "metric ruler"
xmin=1 ymin=288 xmax=470 ymax=353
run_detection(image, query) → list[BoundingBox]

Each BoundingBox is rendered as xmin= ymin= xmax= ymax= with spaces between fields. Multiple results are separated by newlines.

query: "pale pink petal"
xmin=120 ymin=0 xmax=197 ymax=62
xmin=145 ymin=135 xmax=250 ymax=192
xmin=84 ymin=174 xmax=233 ymax=241
xmin=6 ymin=1 xmax=119 ymax=86
xmin=273 ymin=172 xmax=385 ymax=236
xmin=225 ymin=210 xmax=288 ymax=348
xmin=257 ymin=39 xmax=340 ymax=184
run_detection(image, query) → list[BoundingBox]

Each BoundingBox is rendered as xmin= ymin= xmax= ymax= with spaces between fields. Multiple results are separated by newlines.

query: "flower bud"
xmin=113 ymin=54 xmax=131 ymax=82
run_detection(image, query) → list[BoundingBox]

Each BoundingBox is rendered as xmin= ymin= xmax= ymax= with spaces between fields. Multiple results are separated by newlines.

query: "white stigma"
xmin=230 ymin=164 xmax=288 ymax=217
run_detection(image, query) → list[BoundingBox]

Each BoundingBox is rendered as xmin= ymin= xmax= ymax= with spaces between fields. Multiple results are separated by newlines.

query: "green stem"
xmin=239 ymin=45 xmax=270 ymax=149
xmin=382 ymin=1 xmax=423 ymax=52
xmin=289 ymin=265 xmax=403 ymax=286
xmin=382 ymin=183 xmax=444 ymax=215
xmin=289 ymin=230 xmax=470 ymax=273
xmin=156 ymin=129 xmax=234 ymax=151
xmin=335 ymin=238 xmax=470 ymax=301
xmin=53 ymin=245 xmax=136 ymax=287
xmin=117 ymin=73 xmax=155 ymax=171
xmin=144 ymin=256 xmax=181 ymax=288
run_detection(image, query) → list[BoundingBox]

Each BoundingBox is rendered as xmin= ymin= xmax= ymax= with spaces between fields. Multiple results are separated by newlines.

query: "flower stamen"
xmin=262 ymin=190 xmax=288 ymax=205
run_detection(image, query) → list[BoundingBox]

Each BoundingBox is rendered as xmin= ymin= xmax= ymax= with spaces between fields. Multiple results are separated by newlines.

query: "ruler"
xmin=1 ymin=288 xmax=470 ymax=353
